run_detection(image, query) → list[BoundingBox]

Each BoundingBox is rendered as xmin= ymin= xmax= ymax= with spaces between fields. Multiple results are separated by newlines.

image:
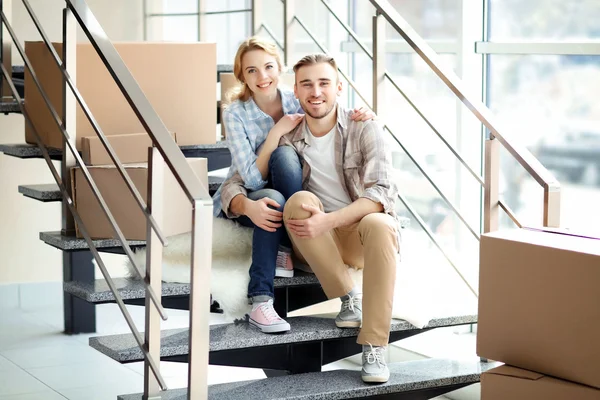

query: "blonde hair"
xmin=224 ymin=37 xmax=283 ymax=105
xmin=293 ymin=53 xmax=338 ymax=81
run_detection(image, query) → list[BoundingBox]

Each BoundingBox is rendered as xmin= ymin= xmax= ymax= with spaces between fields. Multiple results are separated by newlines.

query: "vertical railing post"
xmin=251 ymin=0 xmax=262 ymax=36
xmin=283 ymin=0 xmax=294 ymax=66
xmin=187 ymin=200 xmax=212 ymax=399
xmin=197 ymin=0 xmax=206 ymax=41
xmin=61 ymin=6 xmax=76 ymax=236
xmin=543 ymin=187 xmax=561 ymax=228
xmin=0 ymin=0 xmax=11 ymax=101
xmin=144 ymin=147 xmax=164 ymax=400
xmin=483 ymin=137 xmax=499 ymax=233
xmin=372 ymin=11 xmax=385 ymax=117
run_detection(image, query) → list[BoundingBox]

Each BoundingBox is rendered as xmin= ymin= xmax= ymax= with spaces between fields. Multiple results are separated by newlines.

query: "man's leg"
xmin=236 ymin=188 xmax=291 ymax=333
xmin=283 ymin=191 xmax=354 ymax=298
xmin=355 ymin=213 xmax=398 ymax=347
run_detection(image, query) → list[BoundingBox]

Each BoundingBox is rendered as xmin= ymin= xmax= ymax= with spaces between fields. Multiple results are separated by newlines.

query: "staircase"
xmin=0 ymin=0 xmax=562 ymax=399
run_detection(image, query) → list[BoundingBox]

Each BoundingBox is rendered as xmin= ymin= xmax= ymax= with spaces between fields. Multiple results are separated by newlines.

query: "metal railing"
xmin=0 ymin=0 xmax=212 ymax=398
xmin=261 ymin=0 xmax=560 ymax=298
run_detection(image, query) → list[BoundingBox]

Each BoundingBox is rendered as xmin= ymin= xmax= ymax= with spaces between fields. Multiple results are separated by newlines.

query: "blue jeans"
xmin=220 ymin=146 xmax=303 ymax=300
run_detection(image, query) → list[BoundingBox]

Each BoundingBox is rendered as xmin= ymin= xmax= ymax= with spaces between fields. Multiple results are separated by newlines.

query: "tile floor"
xmin=0 ymin=301 xmax=479 ymax=399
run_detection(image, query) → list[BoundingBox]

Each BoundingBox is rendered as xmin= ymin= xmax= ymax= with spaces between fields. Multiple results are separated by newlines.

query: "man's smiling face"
xmin=294 ymin=62 xmax=342 ymax=119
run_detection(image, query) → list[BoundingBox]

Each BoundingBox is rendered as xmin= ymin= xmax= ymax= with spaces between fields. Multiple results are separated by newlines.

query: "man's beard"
xmin=302 ymin=101 xmax=335 ymax=119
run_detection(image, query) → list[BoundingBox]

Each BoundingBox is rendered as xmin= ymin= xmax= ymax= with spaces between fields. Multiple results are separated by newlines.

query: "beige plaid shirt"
xmin=219 ymin=104 xmax=399 ymax=222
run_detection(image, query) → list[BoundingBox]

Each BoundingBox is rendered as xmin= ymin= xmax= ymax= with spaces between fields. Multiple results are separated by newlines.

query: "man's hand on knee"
xmin=286 ymin=204 xmax=334 ymax=238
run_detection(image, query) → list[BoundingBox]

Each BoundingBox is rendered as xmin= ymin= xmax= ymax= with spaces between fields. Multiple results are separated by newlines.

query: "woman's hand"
xmin=270 ymin=113 xmax=304 ymax=138
xmin=350 ymin=107 xmax=377 ymax=122
xmin=245 ymin=198 xmax=283 ymax=232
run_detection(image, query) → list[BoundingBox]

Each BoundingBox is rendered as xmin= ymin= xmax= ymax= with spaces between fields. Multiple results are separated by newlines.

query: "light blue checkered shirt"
xmin=212 ymin=89 xmax=302 ymax=216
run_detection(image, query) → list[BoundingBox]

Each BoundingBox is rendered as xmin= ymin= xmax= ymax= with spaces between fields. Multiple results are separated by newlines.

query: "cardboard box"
xmin=478 ymin=228 xmax=600 ymax=389
xmin=82 ymin=132 xmax=177 ymax=166
xmin=219 ymin=72 xmax=296 ymax=138
xmin=25 ymin=41 xmax=216 ymax=150
xmin=481 ymin=365 xmax=600 ymax=400
xmin=71 ymin=158 xmax=207 ymax=240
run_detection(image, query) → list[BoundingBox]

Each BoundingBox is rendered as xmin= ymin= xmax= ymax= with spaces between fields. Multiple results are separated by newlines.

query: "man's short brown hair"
xmin=293 ymin=53 xmax=338 ymax=78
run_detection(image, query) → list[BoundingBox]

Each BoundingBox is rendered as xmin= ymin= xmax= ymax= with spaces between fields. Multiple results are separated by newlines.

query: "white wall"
xmin=0 ymin=0 xmax=144 ymax=284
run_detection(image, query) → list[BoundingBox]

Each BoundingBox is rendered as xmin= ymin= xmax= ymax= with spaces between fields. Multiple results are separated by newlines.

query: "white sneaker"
xmin=361 ymin=343 xmax=390 ymax=383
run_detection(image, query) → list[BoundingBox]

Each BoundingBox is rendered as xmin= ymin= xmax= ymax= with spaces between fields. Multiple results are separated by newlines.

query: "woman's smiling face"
xmin=241 ymin=50 xmax=280 ymax=98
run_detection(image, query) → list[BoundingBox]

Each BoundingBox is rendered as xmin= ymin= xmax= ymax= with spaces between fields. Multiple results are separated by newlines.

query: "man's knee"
xmin=259 ymin=189 xmax=286 ymax=211
xmin=358 ymin=213 xmax=398 ymax=248
xmin=283 ymin=191 xmax=321 ymax=220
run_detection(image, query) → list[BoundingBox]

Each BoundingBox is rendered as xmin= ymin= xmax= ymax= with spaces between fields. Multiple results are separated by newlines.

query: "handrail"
xmin=498 ymin=199 xmax=523 ymax=228
xmin=369 ymin=0 xmax=561 ymax=206
xmin=66 ymin=2 xmax=213 ymax=397
xmin=0 ymin=64 xmax=168 ymax=391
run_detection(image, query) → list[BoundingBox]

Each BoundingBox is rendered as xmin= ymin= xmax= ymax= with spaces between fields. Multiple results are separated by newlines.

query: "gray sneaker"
xmin=335 ymin=294 xmax=362 ymax=328
xmin=361 ymin=343 xmax=390 ymax=383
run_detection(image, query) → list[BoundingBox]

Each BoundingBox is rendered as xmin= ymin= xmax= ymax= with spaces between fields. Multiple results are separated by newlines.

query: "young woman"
xmin=213 ymin=37 xmax=373 ymax=333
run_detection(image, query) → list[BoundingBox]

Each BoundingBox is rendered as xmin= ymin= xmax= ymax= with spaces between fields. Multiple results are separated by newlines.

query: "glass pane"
xmin=147 ymin=16 xmax=199 ymax=42
xmin=204 ymin=13 xmax=251 ymax=64
xmin=489 ymin=0 xmax=600 ymax=40
xmin=353 ymin=0 xmax=460 ymax=40
xmin=489 ymin=54 xmax=600 ymax=233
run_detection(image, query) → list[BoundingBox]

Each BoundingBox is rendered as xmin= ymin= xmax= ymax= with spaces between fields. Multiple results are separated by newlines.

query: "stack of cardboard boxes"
xmin=24 ymin=41 xmax=215 ymax=240
xmin=477 ymin=228 xmax=600 ymax=399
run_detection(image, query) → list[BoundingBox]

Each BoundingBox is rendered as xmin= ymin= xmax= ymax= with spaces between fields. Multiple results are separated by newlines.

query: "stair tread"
xmin=18 ymin=184 xmax=63 ymax=201
xmin=0 ymin=100 xmax=23 ymax=114
xmin=65 ymin=271 xmax=320 ymax=303
xmin=89 ymin=314 xmax=477 ymax=362
xmin=117 ymin=358 xmax=497 ymax=400
xmin=19 ymin=176 xmax=224 ymax=203
xmin=40 ymin=231 xmax=146 ymax=251
xmin=0 ymin=142 xmax=228 ymax=160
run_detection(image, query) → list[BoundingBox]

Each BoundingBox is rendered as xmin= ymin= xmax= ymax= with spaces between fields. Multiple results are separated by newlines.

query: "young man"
xmin=279 ymin=54 xmax=400 ymax=383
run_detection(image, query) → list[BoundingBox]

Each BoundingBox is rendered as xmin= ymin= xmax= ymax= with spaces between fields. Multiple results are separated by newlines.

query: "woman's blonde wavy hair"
xmin=224 ymin=37 xmax=284 ymax=106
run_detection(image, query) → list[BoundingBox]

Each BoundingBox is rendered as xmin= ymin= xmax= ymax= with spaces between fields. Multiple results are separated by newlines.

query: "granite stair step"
xmin=0 ymin=142 xmax=231 ymax=171
xmin=89 ymin=314 xmax=477 ymax=363
xmin=64 ymin=272 xmax=320 ymax=304
xmin=0 ymin=99 xmax=23 ymax=114
xmin=40 ymin=231 xmax=146 ymax=252
xmin=18 ymin=184 xmax=62 ymax=202
xmin=19 ymin=176 xmax=224 ymax=203
xmin=118 ymin=358 xmax=498 ymax=400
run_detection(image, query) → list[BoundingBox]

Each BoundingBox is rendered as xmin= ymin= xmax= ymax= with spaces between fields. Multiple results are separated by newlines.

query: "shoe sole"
xmin=275 ymin=268 xmax=294 ymax=278
xmin=249 ymin=318 xmax=291 ymax=333
xmin=361 ymin=375 xmax=389 ymax=384
xmin=335 ymin=320 xmax=361 ymax=328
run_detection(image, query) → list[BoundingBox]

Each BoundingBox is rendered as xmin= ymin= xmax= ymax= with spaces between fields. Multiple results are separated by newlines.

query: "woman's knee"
xmin=258 ymin=189 xmax=286 ymax=211
xmin=270 ymin=146 xmax=300 ymax=169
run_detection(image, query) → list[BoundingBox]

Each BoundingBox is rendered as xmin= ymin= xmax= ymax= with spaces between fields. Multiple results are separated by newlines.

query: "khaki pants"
xmin=283 ymin=191 xmax=398 ymax=346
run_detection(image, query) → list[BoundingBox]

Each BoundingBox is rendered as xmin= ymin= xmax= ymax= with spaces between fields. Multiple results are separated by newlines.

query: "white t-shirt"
xmin=303 ymin=125 xmax=352 ymax=212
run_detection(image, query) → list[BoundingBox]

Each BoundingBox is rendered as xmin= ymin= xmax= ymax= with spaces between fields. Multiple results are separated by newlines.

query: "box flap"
xmin=487 ymin=366 xmax=544 ymax=381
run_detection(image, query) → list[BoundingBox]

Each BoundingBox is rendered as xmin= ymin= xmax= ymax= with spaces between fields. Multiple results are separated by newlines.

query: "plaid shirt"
xmin=220 ymin=104 xmax=399 ymax=223
xmin=212 ymin=89 xmax=302 ymax=216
